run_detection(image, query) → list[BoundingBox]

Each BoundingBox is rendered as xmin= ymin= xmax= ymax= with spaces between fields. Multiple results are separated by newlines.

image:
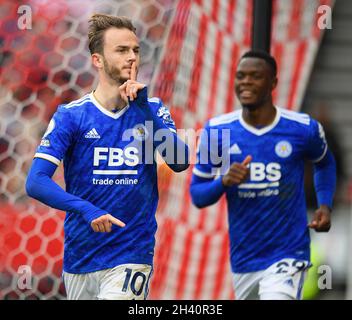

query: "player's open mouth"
xmin=240 ymin=90 xmax=255 ymax=98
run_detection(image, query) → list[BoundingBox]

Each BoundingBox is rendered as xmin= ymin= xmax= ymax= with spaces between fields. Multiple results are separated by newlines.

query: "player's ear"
xmin=92 ymin=53 xmax=103 ymax=69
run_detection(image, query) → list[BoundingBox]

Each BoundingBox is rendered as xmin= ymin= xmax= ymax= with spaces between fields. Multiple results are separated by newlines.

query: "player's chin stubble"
xmin=103 ymin=58 xmax=126 ymax=84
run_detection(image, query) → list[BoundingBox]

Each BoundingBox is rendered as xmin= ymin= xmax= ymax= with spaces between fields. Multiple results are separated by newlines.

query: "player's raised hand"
xmin=308 ymin=205 xmax=331 ymax=232
xmin=90 ymin=214 xmax=126 ymax=233
xmin=222 ymin=155 xmax=252 ymax=187
xmin=130 ymin=61 xmax=137 ymax=81
xmin=119 ymin=62 xmax=146 ymax=102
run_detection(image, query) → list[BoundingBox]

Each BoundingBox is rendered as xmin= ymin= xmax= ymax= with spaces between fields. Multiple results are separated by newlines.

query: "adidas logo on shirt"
xmin=85 ymin=128 xmax=101 ymax=139
xmin=229 ymin=143 xmax=242 ymax=154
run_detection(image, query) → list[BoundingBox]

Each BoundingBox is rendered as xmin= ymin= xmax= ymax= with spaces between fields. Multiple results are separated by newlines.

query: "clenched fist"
xmin=222 ymin=155 xmax=252 ymax=187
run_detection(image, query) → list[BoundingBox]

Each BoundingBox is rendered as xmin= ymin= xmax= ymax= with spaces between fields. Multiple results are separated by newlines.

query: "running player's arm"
xmin=190 ymin=122 xmax=251 ymax=208
xmin=307 ymin=150 xmax=335 ymax=232
xmin=191 ymin=157 xmax=251 ymax=208
xmin=119 ymin=63 xmax=190 ymax=172
xmin=306 ymin=120 xmax=336 ymax=232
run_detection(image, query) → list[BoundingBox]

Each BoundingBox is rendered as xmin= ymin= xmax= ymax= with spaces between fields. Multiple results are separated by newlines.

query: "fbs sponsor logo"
xmin=85 ymin=128 xmax=101 ymax=139
xmin=93 ymin=147 xmax=139 ymax=167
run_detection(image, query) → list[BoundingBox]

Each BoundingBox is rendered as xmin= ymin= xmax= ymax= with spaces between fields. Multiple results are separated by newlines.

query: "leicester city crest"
xmin=275 ymin=140 xmax=292 ymax=158
xmin=133 ymin=123 xmax=148 ymax=141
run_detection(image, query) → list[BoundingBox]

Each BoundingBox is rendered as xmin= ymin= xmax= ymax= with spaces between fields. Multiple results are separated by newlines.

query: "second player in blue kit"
xmin=190 ymin=51 xmax=336 ymax=300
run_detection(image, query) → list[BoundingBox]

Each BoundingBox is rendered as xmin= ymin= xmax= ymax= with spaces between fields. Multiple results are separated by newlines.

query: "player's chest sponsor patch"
xmin=275 ymin=140 xmax=292 ymax=158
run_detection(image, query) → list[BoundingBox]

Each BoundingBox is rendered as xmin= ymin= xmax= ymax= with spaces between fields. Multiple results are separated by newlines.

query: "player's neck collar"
xmin=90 ymin=91 xmax=130 ymax=120
xmin=239 ymin=106 xmax=281 ymax=136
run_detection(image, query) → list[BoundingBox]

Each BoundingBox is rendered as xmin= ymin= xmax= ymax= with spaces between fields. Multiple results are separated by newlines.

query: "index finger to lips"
xmin=130 ymin=62 xmax=137 ymax=81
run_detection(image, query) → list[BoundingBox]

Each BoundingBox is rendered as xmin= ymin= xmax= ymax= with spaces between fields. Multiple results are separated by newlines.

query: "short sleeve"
xmin=305 ymin=118 xmax=328 ymax=163
xmin=34 ymin=106 xmax=76 ymax=165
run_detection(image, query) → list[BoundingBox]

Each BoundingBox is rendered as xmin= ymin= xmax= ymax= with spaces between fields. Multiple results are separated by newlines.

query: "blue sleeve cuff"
xmin=190 ymin=174 xmax=226 ymax=208
xmin=130 ymin=87 xmax=167 ymax=131
xmin=316 ymin=192 xmax=333 ymax=210
xmin=81 ymin=207 xmax=107 ymax=224
xmin=313 ymin=149 xmax=336 ymax=211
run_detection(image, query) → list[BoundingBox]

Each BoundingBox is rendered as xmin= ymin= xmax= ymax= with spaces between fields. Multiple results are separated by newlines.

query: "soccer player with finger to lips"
xmin=26 ymin=14 xmax=189 ymax=300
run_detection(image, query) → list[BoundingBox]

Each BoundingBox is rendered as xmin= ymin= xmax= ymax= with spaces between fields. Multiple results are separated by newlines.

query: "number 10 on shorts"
xmin=122 ymin=267 xmax=148 ymax=297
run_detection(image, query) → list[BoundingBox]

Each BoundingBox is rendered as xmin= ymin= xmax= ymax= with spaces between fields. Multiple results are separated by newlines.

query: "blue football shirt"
xmin=35 ymin=91 xmax=176 ymax=274
xmin=193 ymin=107 xmax=328 ymax=273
